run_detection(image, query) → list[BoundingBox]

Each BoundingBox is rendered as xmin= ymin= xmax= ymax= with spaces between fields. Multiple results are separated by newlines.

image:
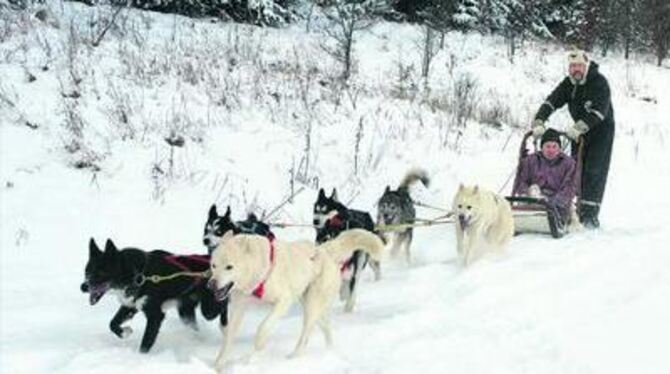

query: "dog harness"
xmin=251 ymin=233 xmax=276 ymax=299
xmin=133 ymin=254 xmax=212 ymax=287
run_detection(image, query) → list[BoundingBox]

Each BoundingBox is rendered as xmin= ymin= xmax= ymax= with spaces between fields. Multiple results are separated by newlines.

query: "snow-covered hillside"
xmin=2 ymin=3 xmax=670 ymax=374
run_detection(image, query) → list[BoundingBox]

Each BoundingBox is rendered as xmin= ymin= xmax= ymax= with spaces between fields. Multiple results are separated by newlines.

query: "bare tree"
xmin=644 ymin=0 xmax=670 ymax=66
xmin=320 ymin=0 xmax=386 ymax=81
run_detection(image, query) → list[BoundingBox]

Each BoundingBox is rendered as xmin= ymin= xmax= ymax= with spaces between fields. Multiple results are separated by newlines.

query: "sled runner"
xmin=505 ymin=131 xmax=584 ymax=238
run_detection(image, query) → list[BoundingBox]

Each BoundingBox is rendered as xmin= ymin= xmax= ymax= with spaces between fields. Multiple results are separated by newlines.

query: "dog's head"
xmin=377 ymin=186 xmax=405 ymax=225
xmin=453 ymin=184 xmax=483 ymax=229
xmin=237 ymin=213 xmax=272 ymax=237
xmin=208 ymin=231 xmax=265 ymax=301
xmin=313 ymin=188 xmax=342 ymax=228
xmin=81 ymin=238 xmax=125 ymax=305
xmin=203 ymin=204 xmax=236 ymax=253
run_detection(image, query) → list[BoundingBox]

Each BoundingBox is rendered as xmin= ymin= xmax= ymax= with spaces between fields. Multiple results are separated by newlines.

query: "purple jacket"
xmin=513 ymin=152 xmax=577 ymax=209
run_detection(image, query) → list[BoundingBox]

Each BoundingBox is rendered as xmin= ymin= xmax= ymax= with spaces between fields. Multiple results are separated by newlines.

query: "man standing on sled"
xmin=530 ymin=49 xmax=615 ymax=229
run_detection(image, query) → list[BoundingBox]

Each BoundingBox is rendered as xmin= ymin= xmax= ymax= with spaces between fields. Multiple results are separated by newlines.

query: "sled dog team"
xmin=81 ymin=169 xmax=514 ymax=371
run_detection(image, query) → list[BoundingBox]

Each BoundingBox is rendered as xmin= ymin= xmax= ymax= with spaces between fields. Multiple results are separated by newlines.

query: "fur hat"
xmin=541 ymin=128 xmax=561 ymax=146
xmin=567 ymin=49 xmax=588 ymax=65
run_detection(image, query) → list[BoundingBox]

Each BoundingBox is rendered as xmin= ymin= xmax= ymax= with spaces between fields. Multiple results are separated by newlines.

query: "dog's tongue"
xmin=89 ymin=284 xmax=108 ymax=305
xmin=215 ymin=283 xmax=234 ymax=302
xmin=89 ymin=292 xmax=100 ymax=305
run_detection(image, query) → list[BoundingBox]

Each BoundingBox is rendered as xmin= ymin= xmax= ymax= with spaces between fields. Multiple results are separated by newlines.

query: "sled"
xmin=505 ymin=131 xmax=584 ymax=239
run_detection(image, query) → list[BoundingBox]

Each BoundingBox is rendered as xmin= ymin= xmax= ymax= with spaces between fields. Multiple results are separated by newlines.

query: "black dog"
xmin=81 ymin=238 xmax=222 ymax=352
xmin=313 ymin=188 xmax=381 ymax=312
xmin=202 ymin=204 xmax=273 ymax=255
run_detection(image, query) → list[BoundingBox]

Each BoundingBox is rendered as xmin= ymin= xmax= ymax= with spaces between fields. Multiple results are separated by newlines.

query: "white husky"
xmin=209 ymin=229 xmax=385 ymax=371
xmin=452 ymin=184 xmax=515 ymax=266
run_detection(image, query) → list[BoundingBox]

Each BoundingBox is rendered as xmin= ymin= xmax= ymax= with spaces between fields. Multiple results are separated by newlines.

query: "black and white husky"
xmin=377 ymin=169 xmax=429 ymax=264
xmin=202 ymin=204 xmax=273 ymax=255
xmin=80 ymin=238 xmax=222 ymax=352
xmin=313 ymin=188 xmax=381 ymax=312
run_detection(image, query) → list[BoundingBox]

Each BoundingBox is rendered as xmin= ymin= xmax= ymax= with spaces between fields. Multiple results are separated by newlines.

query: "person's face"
xmin=542 ymin=141 xmax=560 ymax=160
xmin=569 ymin=62 xmax=586 ymax=80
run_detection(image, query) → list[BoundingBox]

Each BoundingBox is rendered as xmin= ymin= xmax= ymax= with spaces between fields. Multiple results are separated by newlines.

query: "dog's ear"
xmin=247 ymin=213 xmax=258 ymax=222
xmin=458 ymin=183 xmax=464 ymax=192
xmin=318 ymin=188 xmax=325 ymax=199
xmin=224 ymin=205 xmax=231 ymax=219
xmin=209 ymin=204 xmax=218 ymax=220
xmin=473 ymin=185 xmax=479 ymax=193
xmin=89 ymin=238 xmax=101 ymax=257
xmin=331 ymin=188 xmax=339 ymax=201
xmin=385 ymin=185 xmax=390 ymax=193
xmin=104 ymin=239 xmax=118 ymax=254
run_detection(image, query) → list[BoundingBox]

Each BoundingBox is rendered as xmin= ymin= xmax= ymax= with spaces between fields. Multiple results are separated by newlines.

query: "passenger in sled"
xmin=510 ymin=128 xmax=583 ymax=237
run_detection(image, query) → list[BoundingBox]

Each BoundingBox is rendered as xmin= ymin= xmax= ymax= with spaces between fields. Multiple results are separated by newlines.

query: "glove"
xmin=566 ymin=120 xmax=589 ymax=140
xmin=528 ymin=184 xmax=543 ymax=199
xmin=531 ymin=119 xmax=545 ymax=138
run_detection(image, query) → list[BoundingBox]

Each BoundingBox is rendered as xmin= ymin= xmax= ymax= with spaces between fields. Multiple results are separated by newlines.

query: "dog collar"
xmin=251 ymin=234 xmax=275 ymax=299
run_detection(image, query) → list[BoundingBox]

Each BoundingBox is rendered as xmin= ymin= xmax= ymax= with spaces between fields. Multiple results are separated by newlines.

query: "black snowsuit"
xmin=534 ymin=62 xmax=615 ymax=225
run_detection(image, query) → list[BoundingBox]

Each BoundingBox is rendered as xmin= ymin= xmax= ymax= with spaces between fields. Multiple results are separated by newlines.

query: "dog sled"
xmin=505 ymin=131 xmax=584 ymax=238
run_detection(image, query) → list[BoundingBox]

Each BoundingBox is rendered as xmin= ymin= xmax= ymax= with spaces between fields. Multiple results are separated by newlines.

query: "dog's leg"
xmin=403 ymin=229 xmax=413 ymax=265
xmin=344 ymin=254 xmax=366 ymax=313
xmin=290 ymin=287 xmax=333 ymax=358
xmin=369 ymin=259 xmax=382 ymax=281
xmin=178 ymin=295 xmax=198 ymax=330
xmin=254 ymin=300 xmax=292 ymax=351
xmin=389 ymin=234 xmax=401 ymax=258
xmin=109 ymin=305 xmax=137 ymax=338
xmin=339 ymin=278 xmax=351 ymax=302
xmin=455 ymin=225 xmax=464 ymax=257
xmin=218 ymin=299 xmax=229 ymax=328
xmin=200 ymin=289 xmax=228 ymax=326
xmin=139 ymin=304 xmax=166 ymax=353
xmin=215 ymin=296 xmax=247 ymax=371
xmin=318 ymin=317 xmax=333 ymax=347
xmin=463 ymin=228 xmax=481 ymax=267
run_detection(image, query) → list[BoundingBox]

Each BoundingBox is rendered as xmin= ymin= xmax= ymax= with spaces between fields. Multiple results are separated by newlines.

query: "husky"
xmin=209 ymin=229 xmax=385 ymax=371
xmin=203 ymin=204 xmax=273 ymax=255
xmin=201 ymin=204 xmax=275 ymax=330
xmin=377 ymin=169 xmax=430 ymax=264
xmin=313 ymin=188 xmax=381 ymax=312
xmin=80 ymin=238 xmax=223 ymax=352
xmin=452 ymin=184 xmax=514 ymax=266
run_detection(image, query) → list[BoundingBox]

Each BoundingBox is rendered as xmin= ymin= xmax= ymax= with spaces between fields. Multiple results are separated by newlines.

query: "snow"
xmin=2 ymin=2 xmax=670 ymax=374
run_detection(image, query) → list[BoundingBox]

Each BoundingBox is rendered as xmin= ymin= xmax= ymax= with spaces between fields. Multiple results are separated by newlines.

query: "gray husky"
xmin=377 ymin=169 xmax=429 ymax=264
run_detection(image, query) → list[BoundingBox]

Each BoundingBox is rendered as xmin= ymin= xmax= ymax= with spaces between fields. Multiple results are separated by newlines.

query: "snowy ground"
xmin=2 ymin=3 xmax=670 ymax=374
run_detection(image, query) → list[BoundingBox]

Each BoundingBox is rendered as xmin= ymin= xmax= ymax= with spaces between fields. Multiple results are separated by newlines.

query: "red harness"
xmin=251 ymin=234 xmax=276 ymax=299
xmin=327 ymin=214 xmax=344 ymax=229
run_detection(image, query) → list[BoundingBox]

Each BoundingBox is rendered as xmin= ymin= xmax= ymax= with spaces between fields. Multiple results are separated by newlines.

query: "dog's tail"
xmin=318 ymin=229 xmax=385 ymax=264
xmin=399 ymin=168 xmax=430 ymax=190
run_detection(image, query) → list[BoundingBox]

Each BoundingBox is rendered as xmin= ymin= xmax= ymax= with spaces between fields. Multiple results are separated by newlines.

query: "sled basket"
xmin=505 ymin=196 xmax=565 ymax=238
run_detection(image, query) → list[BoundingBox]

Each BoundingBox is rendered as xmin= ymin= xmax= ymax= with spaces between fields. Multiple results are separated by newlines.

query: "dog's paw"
xmin=121 ymin=326 xmax=133 ymax=338
xmin=184 ymin=320 xmax=199 ymax=332
xmin=214 ymin=359 xmax=226 ymax=373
